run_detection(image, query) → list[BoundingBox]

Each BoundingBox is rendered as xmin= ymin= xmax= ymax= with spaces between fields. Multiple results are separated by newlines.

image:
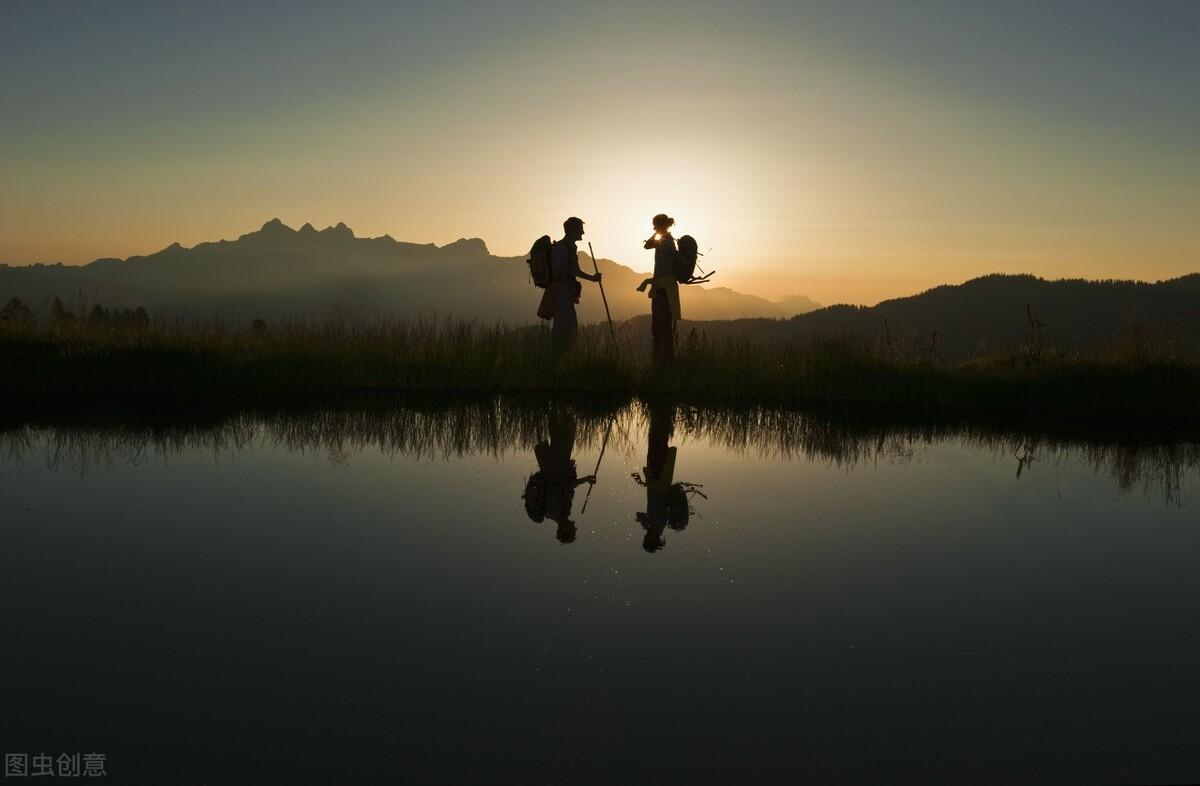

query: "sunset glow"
xmin=1 ymin=1 xmax=1196 ymax=306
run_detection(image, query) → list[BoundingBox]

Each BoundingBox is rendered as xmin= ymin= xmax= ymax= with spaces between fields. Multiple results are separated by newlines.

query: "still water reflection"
xmin=2 ymin=397 xmax=1198 ymax=784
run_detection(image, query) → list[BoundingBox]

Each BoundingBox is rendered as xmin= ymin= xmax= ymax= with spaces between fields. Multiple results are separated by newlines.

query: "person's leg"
xmin=651 ymin=291 xmax=671 ymax=367
xmin=551 ymin=289 xmax=578 ymax=354
xmin=562 ymin=303 xmax=577 ymax=347
xmin=665 ymin=315 xmax=676 ymax=367
xmin=550 ymin=313 xmax=565 ymax=349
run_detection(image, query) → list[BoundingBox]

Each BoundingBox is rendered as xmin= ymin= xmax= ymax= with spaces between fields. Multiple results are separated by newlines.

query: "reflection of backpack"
xmin=527 ymin=235 xmax=553 ymax=288
xmin=676 ymin=235 xmax=698 ymax=281
xmin=523 ymin=472 xmax=547 ymax=522
xmin=666 ymin=484 xmax=691 ymax=531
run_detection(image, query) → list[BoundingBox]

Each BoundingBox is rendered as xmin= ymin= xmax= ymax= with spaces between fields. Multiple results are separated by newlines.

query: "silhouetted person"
xmin=546 ymin=216 xmax=602 ymax=352
xmin=639 ymin=214 xmax=681 ymax=367
xmin=632 ymin=401 xmax=706 ymax=552
xmin=522 ymin=407 xmax=595 ymax=544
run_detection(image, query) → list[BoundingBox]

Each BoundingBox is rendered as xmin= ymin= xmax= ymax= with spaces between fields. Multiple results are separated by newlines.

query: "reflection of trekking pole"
xmin=580 ymin=416 xmax=613 ymax=515
xmin=588 ymin=242 xmax=619 ymax=356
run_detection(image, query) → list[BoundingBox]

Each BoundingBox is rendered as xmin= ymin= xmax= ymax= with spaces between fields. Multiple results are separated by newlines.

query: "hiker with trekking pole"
xmin=526 ymin=217 xmax=603 ymax=353
xmin=637 ymin=213 xmax=715 ymax=367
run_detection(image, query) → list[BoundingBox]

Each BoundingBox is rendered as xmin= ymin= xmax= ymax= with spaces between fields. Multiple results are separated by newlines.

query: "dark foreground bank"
xmin=3 ymin=317 xmax=1199 ymax=419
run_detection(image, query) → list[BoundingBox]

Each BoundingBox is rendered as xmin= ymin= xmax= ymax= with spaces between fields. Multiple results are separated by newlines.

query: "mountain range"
xmin=0 ymin=219 xmax=820 ymax=324
xmin=3 ymin=220 xmax=1196 ymax=360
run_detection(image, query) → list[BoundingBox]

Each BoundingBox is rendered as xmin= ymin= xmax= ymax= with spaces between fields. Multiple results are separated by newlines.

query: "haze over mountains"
xmin=0 ymin=219 xmax=820 ymax=324
xmin=2 ymin=219 xmax=1197 ymax=360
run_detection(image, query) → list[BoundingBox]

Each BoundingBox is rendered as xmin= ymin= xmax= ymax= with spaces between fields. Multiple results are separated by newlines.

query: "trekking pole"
xmin=588 ymin=242 xmax=619 ymax=357
xmin=580 ymin=415 xmax=613 ymax=515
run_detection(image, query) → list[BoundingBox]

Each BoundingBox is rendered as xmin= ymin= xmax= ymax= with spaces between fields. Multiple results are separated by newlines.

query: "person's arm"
xmin=572 ymin=254 xmax=601 ymax=283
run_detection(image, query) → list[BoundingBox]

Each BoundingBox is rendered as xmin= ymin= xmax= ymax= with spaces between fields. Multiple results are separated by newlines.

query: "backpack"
xmin=527 ymin=235 xmax=553 ymax=288
xmin=665 ymin=483 xmax=691 ymax=531
xmin=675 ymin=235 xmax=699 ymax=281
xmin=523 ymin=472 xmax=547 ymax=522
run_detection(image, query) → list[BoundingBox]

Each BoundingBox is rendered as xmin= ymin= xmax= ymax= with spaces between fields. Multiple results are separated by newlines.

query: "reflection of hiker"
xmin=522 ymin=408 xmax=595 ymax=544
xmin=529 ymin=217 xmax=602 ymax=351
xmin=639 ymin=214 xmax=681 ymax=366
xmin=631 ymin=402 xmax=706 ymax=552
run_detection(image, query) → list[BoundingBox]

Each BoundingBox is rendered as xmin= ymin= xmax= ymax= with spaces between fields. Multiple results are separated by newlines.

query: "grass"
xmin=2 ymin=314 xmax=1198 ymax=419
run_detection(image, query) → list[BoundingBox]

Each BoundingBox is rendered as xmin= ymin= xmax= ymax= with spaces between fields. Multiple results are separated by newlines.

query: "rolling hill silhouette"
xmin=670 ymin=273 xmax=1200 ymax=360
xmin=0 ymin=219 xmax=817 ymax=324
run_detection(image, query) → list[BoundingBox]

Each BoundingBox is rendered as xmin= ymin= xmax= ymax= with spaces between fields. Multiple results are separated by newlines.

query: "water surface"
xmin=2 ymin=399 xmax=1198 ymax=784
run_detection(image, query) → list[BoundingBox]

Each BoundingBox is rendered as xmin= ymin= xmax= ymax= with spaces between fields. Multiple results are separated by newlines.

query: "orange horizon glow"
xmin=2 ymin=4 xmax=1196 ymax=308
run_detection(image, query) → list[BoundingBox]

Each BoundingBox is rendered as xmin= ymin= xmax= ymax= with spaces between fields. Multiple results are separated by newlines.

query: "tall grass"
xmin=0 ymin=315 xmax=630 ymax=397
xmin=645 ymin=327 xmax=1200 ymax=416
xmin=2 ymin=314 xmax=1198 ymax=417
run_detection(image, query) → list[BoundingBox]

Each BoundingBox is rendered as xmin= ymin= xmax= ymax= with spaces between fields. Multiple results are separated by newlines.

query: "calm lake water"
xmin=2 ymin=398 xmax=1198 ymax=785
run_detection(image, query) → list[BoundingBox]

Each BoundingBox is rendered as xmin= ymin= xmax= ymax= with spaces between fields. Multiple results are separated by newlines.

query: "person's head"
xmin=652 ymin=214 xmax=675 ymax=234
xmin=563 ymin=216 xmax=585 ymax=241
xmin=555 ymin=519 xmax=577 ymax=544
xmin=637 ymin=512 xmax=666 ymax=553
xmin=642 ymin=530 xmax=665 ymax=553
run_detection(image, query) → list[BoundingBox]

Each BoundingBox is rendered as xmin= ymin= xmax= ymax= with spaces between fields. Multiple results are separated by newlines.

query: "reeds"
xmin=2 ymin=314 xmax=1198 ymax=417
xmin=0 ymin=315 xmax=632 ymax=398
xmin=3 ymin=396 xmax=1196 ymax=503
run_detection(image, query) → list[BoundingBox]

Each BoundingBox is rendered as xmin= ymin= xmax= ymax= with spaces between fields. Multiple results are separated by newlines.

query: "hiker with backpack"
xmin=527 ymin=216 xmax=602 ymax=350
xmin=636 ymin=214 xmax=678 ymax=365
xmin=637 ymin=214 xmax=712 ymax=366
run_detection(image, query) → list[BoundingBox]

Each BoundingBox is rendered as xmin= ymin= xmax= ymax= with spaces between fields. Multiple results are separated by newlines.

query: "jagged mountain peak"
xmin=321 ymin=222 xmax=354 ymax=240
xmin=236 ymin=218 xmax=361 ymax=243
xmin=238 ymin=218 xmax=296 ymax=242
xmin=260 ymin=218 xmax=292 ymax=233
xmin=441 ymin=237 xmax=489 ymax=256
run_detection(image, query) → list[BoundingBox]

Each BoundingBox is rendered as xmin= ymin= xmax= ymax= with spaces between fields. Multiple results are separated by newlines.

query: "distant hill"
xmin=774 ymin=294 xmax=823 ymax=314
xmin=672 ymin=273 xmax=1200 ymax=359
xmin=0 ymin=219 xmax=819 ymax=324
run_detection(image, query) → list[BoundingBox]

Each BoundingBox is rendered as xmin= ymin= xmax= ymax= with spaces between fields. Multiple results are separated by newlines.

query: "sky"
xmin=1 ymin=0 xmax=1197 ymax=306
